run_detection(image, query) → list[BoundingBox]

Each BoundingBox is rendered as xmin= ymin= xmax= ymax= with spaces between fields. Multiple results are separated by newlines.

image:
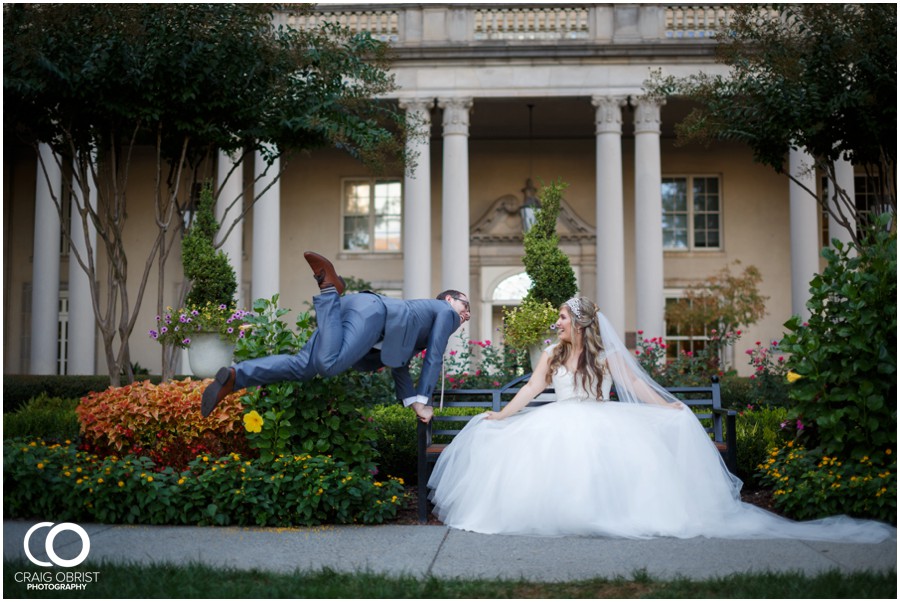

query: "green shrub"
xmin=233 ymin=295 xmax=386 ymax=470
xmin=3 ymin=375 xmax=115 ymax=413
xmin=2 ymin=394 xmax=81 ymax=441
xmin=781 ymin=217 xmax=896 ymax=462
xmin=371 ymin=404 xmax=418 ymax=483
xmin=3 ymin=439 xmax=406 ymax=526
xmin=719 ymin=375 xmax=753 ymax=410
xmin=734 ymin=405 xmax=789 ymax=486
xmin=758 ymin=442 xmax=896 ymax=524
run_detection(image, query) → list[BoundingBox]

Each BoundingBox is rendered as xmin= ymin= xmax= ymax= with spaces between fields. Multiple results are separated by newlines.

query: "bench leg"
xmin=725 ymin=413 xmax=738 ymax=474
xmin=416 ymin=421 xmax=429 ymax=524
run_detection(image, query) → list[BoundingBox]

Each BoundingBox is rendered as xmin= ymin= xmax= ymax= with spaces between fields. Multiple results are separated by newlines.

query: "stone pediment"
xmin=471 ymin=194 xmax=596 ymax=244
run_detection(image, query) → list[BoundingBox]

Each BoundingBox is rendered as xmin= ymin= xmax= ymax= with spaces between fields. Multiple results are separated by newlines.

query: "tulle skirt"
xmin=427 ymin=401 xmax=895 ymax=542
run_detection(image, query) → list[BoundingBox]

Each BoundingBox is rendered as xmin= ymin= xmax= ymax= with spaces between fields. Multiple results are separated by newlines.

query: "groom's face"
xmin=448 ymin=294 xmax=471 ymax=324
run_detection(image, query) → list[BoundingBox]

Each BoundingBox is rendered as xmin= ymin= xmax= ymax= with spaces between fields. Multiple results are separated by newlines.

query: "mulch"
xmin=390 ymin=486 xmax=782 ymax=526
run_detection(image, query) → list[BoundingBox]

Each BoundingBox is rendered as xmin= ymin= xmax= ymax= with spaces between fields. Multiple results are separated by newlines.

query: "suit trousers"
xmin=233 ymin=292 xmax=386 ymax=389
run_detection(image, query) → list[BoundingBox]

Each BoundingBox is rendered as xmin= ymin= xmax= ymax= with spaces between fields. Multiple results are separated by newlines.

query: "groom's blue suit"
xmin=234 ymin=291 xmax=463 ymax=402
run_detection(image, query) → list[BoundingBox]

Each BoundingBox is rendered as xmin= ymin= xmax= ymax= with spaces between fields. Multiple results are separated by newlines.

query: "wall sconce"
xmin=520 ymin=178 xmax=539 ymax=233
xmin=520 ymin=103 xmax=540 ymax=234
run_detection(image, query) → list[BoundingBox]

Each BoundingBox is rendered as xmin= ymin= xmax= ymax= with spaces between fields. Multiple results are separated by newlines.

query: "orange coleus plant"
xmin=76 ymin=379 xmax=252 ymax=469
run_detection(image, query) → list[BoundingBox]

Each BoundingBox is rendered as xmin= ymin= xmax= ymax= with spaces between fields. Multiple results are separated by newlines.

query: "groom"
xmin=200 ymin=251 xmax=470 ymax=423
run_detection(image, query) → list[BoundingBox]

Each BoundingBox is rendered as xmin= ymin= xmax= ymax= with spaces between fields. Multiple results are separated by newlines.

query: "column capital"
xmin=398 ymin=97 xmax=434 ymax=112
xmin=591 ymin=95 xmax=628 ymax=134
xmin=438 ymin=97 xmax=473 ymax=136
xmin=631 ymin=96 xmax=666 ymax=135
xmin=399 ymin=98 xmax=434 ymax=138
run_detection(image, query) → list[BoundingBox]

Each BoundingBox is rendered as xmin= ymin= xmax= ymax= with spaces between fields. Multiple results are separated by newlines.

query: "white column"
xmin=217 ymin=151 xmax=244 ymax=305
xmin=438 ymin=97 xmax=472 ymax=348
xmin=438 ymin=97 xmax=472 ymax=295
xmin=252 ymin=151 xmax=280 ymax=302
xmin=831 ymin=156 xmax=857 ymax=254
xmin=632 ymin=97 xmax=666 ymax=341
xmin=30 ymin=144 xmax=62 ymax=374
xmin=591 ymin=96 xmax=628 ymax=336
xmin=67 ymin=164 xmax=97 ymax=375
xmin=789 ymin=147 xmax=820 ymax=320
xmin=398 ymin=98 xmax=433 ymax=299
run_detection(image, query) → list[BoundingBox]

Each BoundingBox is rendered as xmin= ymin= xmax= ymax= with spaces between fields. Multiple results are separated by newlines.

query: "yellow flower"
xmin=37 ymin=463 xmax=45 ymax=470
xmin=243 ymin=410 xmax=264 ymax=434
xmin=147 ymin=476 xmax=154 ymax=482
xmin=786 ymin=371 xmax=803 ymax=383
xmin=118 ymin=481 xmax=125 ymax=487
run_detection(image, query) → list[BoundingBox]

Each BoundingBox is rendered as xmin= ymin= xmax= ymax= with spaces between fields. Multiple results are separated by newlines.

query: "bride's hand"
xmin=483 ymin=411 xmax=503 ymax=420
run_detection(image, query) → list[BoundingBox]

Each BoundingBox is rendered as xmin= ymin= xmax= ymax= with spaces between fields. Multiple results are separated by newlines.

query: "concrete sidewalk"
xmin=4 ymin=520 xmax=896 ymax=583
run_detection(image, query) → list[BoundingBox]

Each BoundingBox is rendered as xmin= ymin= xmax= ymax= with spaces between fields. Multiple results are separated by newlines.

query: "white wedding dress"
xmin=428 ymin=356 xmax=895 ymax=542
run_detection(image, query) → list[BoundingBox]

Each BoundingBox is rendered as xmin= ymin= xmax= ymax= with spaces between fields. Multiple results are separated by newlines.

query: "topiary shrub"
xmin=181 ymin=182 xmax=237 ymax=309
xmin=503 ymin=179 xmax=578 ymax=349
xmin=780 ymin=216 xmax=896 ymax=463
xmin=520 ymin=179 xmax=578 ymax=308
xmin=75 ymin=378 xmax=251 ymax=469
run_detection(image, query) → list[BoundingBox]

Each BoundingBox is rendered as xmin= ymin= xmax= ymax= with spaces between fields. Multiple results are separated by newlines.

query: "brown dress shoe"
xmin=201 ymin=367 xmax=235 ymax=417
xmin=304 ymin=251 xmax=346 ymax=295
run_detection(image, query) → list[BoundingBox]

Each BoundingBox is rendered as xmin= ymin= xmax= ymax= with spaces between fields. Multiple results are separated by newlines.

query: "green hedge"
xmin=3 ymin=394 xmax=81 ymax=441
xmin=4 ymin=375 xmax=115 ymax=413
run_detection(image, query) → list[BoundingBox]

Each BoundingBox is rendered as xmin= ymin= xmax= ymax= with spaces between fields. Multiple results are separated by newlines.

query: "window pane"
xmin=343 ymin=216 xmax=370 ymax=250
xmin=373 ymin=216 xmax=401 ymax=251
xmin=662 ymin=178 xmax=687 ymax=212
xmin=374 ymin=181 xmax=402 ymax=214
xmin=344 ymin=183 xmax=370 ymax=215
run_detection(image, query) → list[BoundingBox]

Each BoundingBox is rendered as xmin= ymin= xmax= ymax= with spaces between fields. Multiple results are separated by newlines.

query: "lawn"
xmin=3 ymin=559 xmax=896 ymax=599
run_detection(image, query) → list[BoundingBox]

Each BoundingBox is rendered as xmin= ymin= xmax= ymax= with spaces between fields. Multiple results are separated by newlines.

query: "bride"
xmin=427 ymin=296 xmax=894 ymax=542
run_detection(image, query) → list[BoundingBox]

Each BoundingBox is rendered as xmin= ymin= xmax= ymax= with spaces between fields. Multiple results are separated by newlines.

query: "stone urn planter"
xmin=188 ymin=332 xmax=234 ymax=378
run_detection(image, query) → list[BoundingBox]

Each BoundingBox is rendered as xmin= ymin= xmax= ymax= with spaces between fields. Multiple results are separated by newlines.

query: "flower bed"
xmin=4 ymin=438 xmax=406 ymax=526
xmin=758 ymin=441 xmax=896 ymax=524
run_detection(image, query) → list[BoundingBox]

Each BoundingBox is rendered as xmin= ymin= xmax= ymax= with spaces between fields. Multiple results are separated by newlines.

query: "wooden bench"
xmin=416 ymin=373 xmax=737 ymax=523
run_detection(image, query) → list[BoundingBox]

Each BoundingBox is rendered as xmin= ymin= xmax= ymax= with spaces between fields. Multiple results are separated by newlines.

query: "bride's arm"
xmin=607 ymin=353 xmax=684 ymax=409
xmin=484 ymin=351 xmax=552 ymax=420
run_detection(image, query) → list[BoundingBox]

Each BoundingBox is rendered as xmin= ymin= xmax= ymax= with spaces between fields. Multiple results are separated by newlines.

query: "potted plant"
xmin=503 ymin=179 xmax=578 ymax=367
xmin=150 ymin=183 xmax=247 ymax=377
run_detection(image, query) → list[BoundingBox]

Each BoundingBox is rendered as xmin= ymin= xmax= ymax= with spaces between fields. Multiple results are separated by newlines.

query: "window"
xmin=855 ymin=175 xmax=884 ymax=228
xmin=662 ymin=176 xmax=721 ymax=250
xmin=57 ymin=291 xmax=69 ymax=375
xmin=664 ymin=296 xmax=710 ymax=362
xmin=342 ymin=179 xmax=402 ymax=252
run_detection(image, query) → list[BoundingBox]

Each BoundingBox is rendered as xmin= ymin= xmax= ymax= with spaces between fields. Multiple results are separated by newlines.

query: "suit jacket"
xmin=353 ymin=296 xmax=461 ymax=401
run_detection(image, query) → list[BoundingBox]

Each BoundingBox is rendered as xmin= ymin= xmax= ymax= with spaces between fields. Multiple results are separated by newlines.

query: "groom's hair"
xmin=437 ymin=289 xmax=464 ymax=300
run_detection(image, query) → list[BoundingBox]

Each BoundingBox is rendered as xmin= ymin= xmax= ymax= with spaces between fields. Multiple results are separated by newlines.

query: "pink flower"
xmin=449 ymin=350 xmax=457 ymax=356
xmin=796 ymin=420 xmax=805 ymax=431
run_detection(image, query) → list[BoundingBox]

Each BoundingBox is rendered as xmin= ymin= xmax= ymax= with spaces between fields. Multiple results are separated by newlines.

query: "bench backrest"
xmin=429 ymin=373 xmax=724 ymax=443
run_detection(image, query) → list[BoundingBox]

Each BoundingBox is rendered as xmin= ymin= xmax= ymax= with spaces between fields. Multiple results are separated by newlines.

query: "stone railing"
xmin=285 ymin=4 xmax=748 ymax=45
xmin=472 ymin=6 xmax=591 ymax=41
xmin=665 ymin=5 xmax=733 ymax=39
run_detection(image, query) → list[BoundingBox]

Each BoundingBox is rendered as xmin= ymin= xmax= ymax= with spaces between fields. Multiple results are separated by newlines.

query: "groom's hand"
xmin=411 ymin=401 xmax=433 ymax=423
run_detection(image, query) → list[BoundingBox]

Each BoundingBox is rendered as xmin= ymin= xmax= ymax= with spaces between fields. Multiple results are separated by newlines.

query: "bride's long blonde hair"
xmin=546 ymin=296 xmax=608 ymax=399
